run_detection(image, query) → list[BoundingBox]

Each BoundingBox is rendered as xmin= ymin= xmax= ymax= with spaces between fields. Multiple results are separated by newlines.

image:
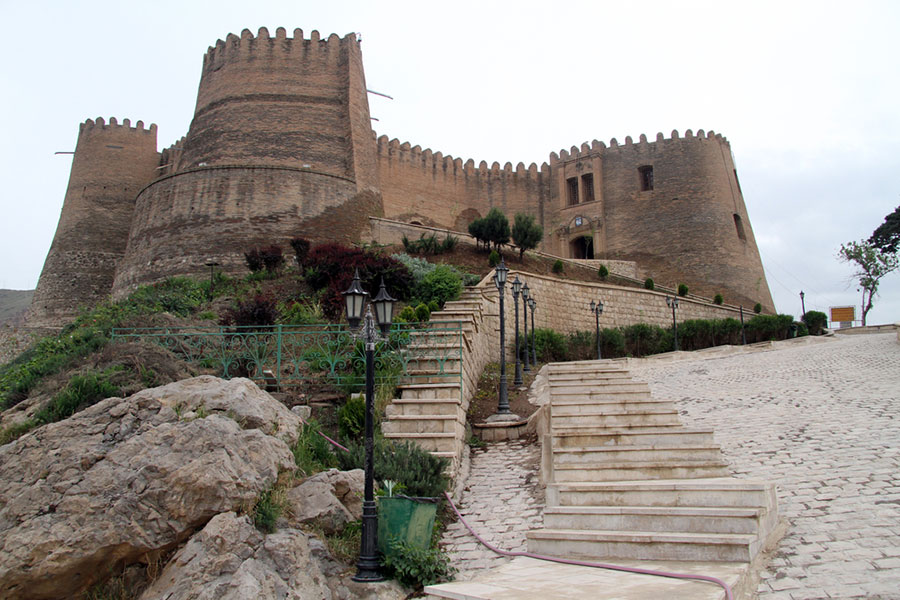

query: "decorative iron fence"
xmin=110 ymin=323 xmax=463 ymax=395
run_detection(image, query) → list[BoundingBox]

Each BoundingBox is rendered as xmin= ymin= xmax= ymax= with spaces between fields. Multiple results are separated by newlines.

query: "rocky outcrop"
xmin=287 ymin=468 xmax=364 ymax=534
xmin=0 ymin=377 xmax=298 ymax=600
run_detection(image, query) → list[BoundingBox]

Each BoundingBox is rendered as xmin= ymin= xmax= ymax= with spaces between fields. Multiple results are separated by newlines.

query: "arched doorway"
xmin=570 ymin=235 xmax=594 ymax=259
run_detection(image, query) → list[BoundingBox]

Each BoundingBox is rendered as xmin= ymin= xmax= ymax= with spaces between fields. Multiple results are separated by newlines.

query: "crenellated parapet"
xmin=550 ymin=129 xmax=729 ymax=166
xmin=78 ymin=116 xmax=157 ymax=137
xmin=202 ymin=27 xmax=356 ymax=74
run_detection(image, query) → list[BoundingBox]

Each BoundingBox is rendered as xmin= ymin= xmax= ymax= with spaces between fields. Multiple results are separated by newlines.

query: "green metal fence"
xmin=110 ymin=322 xmax=463 ymax=394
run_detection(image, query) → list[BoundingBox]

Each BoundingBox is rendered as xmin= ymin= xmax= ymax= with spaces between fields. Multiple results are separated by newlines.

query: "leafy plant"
xmin=221 ymin=294 xmax=277 ymax=328
xmin=644 ymin=278 xmax=655 ymax=290
xmin=552 ymin=260 xmax=564 ymax=274
xmin=678 ymin=283 xmax=689 ymax=297
xmin=252 ymin=486 xmax=286 ymax=533
xmin=336 ymin=438 xmax=449 ymax=498
xmin=754 ymin=302 xmax=762 ymax=314
xmin=397 ymin=306 xmax=418 ymax=323
xmin=245 ymin=245 xmax=284 ymax=274
xmin=290 ymin=237 xmax=311 ymax=266
xmin=838 ymin=239 xmax=899 ymax=325
xmin=511 ymin=213 xmax=543 ymax=259
xmin=528 ymin=328 xmax=568 ymax=362
xmin=416 ymin=265 xmax=462 ymax=307
xmin=488 ymin=250 xmax=501 ymax=267
xmin=292 ymin=420 xmax=338 ymax=476
xmin=598 ymin=264 xmax=609 ymax=280
xmin=381 ymin=539 xmax=456 ymax=588
xmin=415 ymin=303 xmax=431 ymax=322
xmin=802 ymin=310 xmax=828 ymax=336
xmin=338 ymin=394 xmax=366 ymax=440
xmin=713 ymin=293 xmax=724 ymax=305
xmin=277 ymin=299 xmax=324 ymax=325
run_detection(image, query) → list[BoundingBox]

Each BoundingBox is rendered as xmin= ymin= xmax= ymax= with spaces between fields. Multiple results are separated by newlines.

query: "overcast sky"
xmin=1 ymin=0 xmax=898 ymax=325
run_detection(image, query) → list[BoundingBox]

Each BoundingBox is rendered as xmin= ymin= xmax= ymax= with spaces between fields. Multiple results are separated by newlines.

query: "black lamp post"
xmin=800 ymin=290 xmax=806 ymax=318
xmin=740 ymin=305 xmax=747 ymax=345
xmin=494 ymin=260 xmax=510 ymax=415
xmin=522 ymin=283 xmax=531 ymax=372
xmin=528 ymin=297 xmax=537 ymax=365
xmin=666 ymin=295 xmax=679 ymax=351
xmin=343 ymin=269 xmax=395 ymax=583
xmin=590 ymin=299 xmax=604 ymax=360
xmin=511 ymin=275 xmax=523 ymax=386
xmin=204 ymin=261 xmax=219 ymax=301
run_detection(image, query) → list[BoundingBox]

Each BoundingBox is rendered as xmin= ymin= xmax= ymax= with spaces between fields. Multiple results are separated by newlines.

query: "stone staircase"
xmin=381 ymin=288 xmax=490 ymax=476
xmin=527 ymin=361 xmax=778 ymax=564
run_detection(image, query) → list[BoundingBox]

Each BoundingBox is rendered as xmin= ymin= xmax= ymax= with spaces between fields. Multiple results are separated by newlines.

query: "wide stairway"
xmin=527 ymin=361 xmax=778 ymax=563
xmin=381 ymin=288 xmax=487 ymax=476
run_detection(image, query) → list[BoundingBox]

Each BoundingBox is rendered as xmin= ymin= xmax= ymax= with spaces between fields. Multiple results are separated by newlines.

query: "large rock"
xmin=287 ymin=468 xmax=364 ymax=534
xmin=0 ymin=377 xmax=297 ymax=600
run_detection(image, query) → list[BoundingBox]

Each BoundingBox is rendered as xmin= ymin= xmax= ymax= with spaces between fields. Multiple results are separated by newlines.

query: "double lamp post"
xmin=492 ymin=260 xmax=538 ymax=417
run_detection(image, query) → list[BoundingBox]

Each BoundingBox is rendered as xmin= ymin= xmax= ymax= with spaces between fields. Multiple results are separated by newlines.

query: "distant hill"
xmin=0 ymin=290 xmax=34 ymax=325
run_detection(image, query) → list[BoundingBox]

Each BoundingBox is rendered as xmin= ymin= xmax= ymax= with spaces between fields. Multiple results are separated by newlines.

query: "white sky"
xmin=1 ymin=0 xmax=898 ymax=325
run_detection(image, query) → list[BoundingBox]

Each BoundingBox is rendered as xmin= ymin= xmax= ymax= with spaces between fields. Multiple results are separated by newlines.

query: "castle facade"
xmin=29 ymin=28 xmax=774 ymax=328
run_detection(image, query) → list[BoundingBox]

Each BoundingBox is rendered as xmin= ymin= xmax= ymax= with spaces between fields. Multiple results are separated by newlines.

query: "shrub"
xmin=417 ymin=265 xmax=462 ymax=307
xmin=427 ymin=300 xmax=440 ymax=313
xmin=338 ymin=395 xmax=366 ymax=440
xmin=678 ymin=283 xmax=689 ymax=297
xmin=552 ymin=260 xmax=564 ymax=274
xmin=244 ymin=246 xmax=284 ymax=273
xmin=277 ymin=299 xmax=324 ymax=325
xmin=397 ymin=306 xmax=417 ymax=323
xmin=222 ymin=294 xmax=277 ymax=327
xmin=382 ymin=539 xmax=456 ymax=588
xmin=644 ymin=278 xmax=655 ymax=290
xmin=600 ymin=328 xmax=626 ymax=357
xmin=336 ymin=438 xmax=449 ymax=498
xmin=483 ymin=208 xmax=510 ymax=250
xmin=414 ymin=303 xmax=431 ymax=322
xmin=402 ymin=233 xmax=459 ymax=255
xmin=292 ymin=420 xmax=339 ymax=477
xmin=252 ymin=486 xmax=286 ymax=533
xmin=713 ymin=293 xmax=724 ymax=305
xmin=621 ymin=323 xmax=667 ymax=357
xmin=511 ymin=213 xmax=543 ymax=259
xmin=802 ymin=310 xmax=828 ymax=335
xmin=796 ymin=322 xmax=809 ymax=337
xmin=530 ymin=328 xmax=568 ymax=362
xmin=245 ymin=249 xmax=265 ymax=272
xmin=564 ymin=330 xmax=595 ymax=361
xmin=598 ymin=265 xmax=609 ymax=280
xmin=488 ymin=250 xmax=501 ymax=267
xmin=290 ymin=237 xmax=311 ymax=266
xmin=468 ymin=218 xmax=488 ymax=251
xmin=745 ymin=314 xmax=795 ymax=342
xmin=753 ymin=302 xmax=762 ymax=314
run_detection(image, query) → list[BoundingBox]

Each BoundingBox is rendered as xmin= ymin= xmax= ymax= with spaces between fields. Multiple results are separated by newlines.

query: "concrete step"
xmin=552 ymin=427 xmax=717 ymax=448
xmin=548 ymin=371 xmax=633 ymax=383
xmin=551 ymin=460 xmax=731 ymax=482
xmin=382 ymin=431 xmax=459 ymax=453
xmin=552 ymin=445 xmax=724 ymax=465
xmin=385 ymin=398 xmax=460 ymax=417
xmin=547 ymin=478 xmax=777 ymax=509
xmin=541 ymin=505 xmax=763 ymax=535
xmin=398 ymin=382 xmax=461 ymax=400
xmin=550 ymin=398 xmax=677 ymax=414
xmin=549 ymin=382 xmax=651 ymax=395
xmin=551 ymin=410 xmax=682 ymax=428
xmin=381 ymin=414 xmax=461 ymax=434
xmin=549 ymin=363 xmax=627 ymax=373
xmin=525 ymin=529 xmax=758 ymax=563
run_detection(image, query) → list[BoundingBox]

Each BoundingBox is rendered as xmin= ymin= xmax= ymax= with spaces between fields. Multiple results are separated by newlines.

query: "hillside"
xmin=0 ymin=290 xmax=33 ymax=325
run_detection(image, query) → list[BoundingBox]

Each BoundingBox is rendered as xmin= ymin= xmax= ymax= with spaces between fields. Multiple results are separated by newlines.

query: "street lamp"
xmin=666 ymin=295 xmax=679 ymax=351
xmin=522 ymin=283 xmax=531 ymax=372
xmin=511 ymin=275 xmax=523 ymax=386
xmin=800 ymin=290 xmax=806 ymax=318
xmin=590 ymin=299 xmax=604 ymax=360
xmin=493 ymin=259 xmax=510 ymax=415
xmin=204 ymin=261 xmax=219 ymax=301
xmin=343 ymin=269 xmax=395 ymax=583
xmin=528 ymin=297 xmax=537 ymax=365
xmin=739 ymin=305 xmax=747 ymax=345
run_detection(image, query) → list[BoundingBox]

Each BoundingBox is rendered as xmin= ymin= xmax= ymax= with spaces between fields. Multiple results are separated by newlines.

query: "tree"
xmin=468 ymin=218 xmax=487 ymax=251
xmin=837 ymin=239 xmax=899 ymax=326
xmin=511 ymin=213 xmax=543 ymax=259
xmin=869 ymin=205 xmax=900 ymax=254
xmin=482 ymin=208 xmax=510 ymax=251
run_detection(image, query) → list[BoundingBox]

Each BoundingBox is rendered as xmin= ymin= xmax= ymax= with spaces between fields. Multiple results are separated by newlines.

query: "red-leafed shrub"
xmin=221 ymin=294 xmax=278 ymax=328
xmin=304 ymin=244 xmax=413 ymax=319
xmin=245 ymin=245 xmax=285 ymax=273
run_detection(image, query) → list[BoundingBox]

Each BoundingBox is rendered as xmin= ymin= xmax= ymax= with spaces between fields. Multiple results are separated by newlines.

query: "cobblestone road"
xmin=441 ymin=439 xmax=544 ymax=578
xmin=630 ymin=333 xmax=900 ymax=599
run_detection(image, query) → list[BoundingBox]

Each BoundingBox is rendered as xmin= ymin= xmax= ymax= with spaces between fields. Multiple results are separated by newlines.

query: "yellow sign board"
xmin=830 ymin=306 xmax=855 ymax=322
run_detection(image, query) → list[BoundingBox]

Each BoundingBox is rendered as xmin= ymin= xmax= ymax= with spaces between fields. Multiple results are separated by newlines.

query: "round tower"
xmin=111 ymin=28 xmax=380 ymax=297
xmin=28 ymin=118 xmax=159 ymax=329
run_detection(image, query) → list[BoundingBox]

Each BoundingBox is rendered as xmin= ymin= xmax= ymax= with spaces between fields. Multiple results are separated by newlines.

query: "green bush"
xmin=338 ymin=395 xmax=366 ymax=440
xmin=678 ymin=283 xmax=689 ymax=297
xmin=415 ymin=303 xmax=431 ymax=322
xmin=600 ymin=328 xmax=626 ymax=357
xmin=381 ymin=539 xmax=456 ymax=588
xmin=644 ymin=278 xmax=655 ymax=290
xmin=530 ymin=328 xmax=568 ymax=362
xmin=397 ymin=306 xmax=417 ymax=323
xmin=796 ymin=322 xmax=809 ymax=337
xmin=745 ymin=314 xmax=795 ymax=342
xmin=252 ymin=486 xmax=285 ymax=533
xmin=713 ymin=294 xmax=723 ymax=305
xmin=292 ymin=420 xmax=339 ymax=477
xmin=598 ymin=265 xmax=609 ymax=280
xmin=488 ymin=250 xmax=501 ymax=267
xmin=511 ymin=213 xmax=543 ymax=260
xmin=802 ymin=310 xmax=828 ymax=335
xmin=552 ymin=260 xmax=564 ymax=274
xmin=622 ymin=323 xmax=667 ymax=357
xmin=427 ymin=300 xmax=440 ymax=313
xmin=417 ymin=265 xmax=462 ymax=307
xmin=753 ymin=302 xmax=762 ymax=314
xmin=290 ymin=237 xmax=311 ymax=266
xmin=402 ymin=233 xmax=459 ymax=255
xmin=277 ymin=299 xmax=324 ymax=325
xmin=336 ymin=438 xmax=449 ymax=498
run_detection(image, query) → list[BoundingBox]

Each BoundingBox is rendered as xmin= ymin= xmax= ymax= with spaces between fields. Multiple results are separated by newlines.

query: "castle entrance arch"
xmin=570 ymin=235 xmax=594 ymax=259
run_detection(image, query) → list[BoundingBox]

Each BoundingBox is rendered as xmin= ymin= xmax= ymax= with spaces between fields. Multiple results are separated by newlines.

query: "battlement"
xmin=375 ymin=134 xmax=549 ymax=182
xmin=203 ymin=27 xmax=358 ymax=72
xmin=79 ymin=117 xmax=157 ymax=137
xmin=550 ymin=129 xmax=729 ymax=164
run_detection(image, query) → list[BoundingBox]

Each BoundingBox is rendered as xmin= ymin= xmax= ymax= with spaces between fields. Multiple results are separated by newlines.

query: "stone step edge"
xmin=542 ymin=505 xmax=762 ymax=518
xmin=552 ymin=427 xmax=714 ymax=436
xmin=552 ymin=459 xmax=729 ymax=470
xmin=383 ymin=432 xmax=457 ymax=439
xmin=549 ymin=478 xmax=771 ymax=491
xmin=525 ymin=529 xmax=757 ymax=545
xmin=552 ymin=445 xmax=723 ymax=454
xmin=386 ymin=414 xmax=458 ymax=421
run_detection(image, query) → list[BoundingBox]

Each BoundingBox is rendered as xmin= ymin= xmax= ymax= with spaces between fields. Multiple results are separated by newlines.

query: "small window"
xmin=733 ymin=214 xmax=746 ymax=241
xmin=566 ymin=177 xmax=579 ymax=205
xmin=733 ymin=169 xmax=743 ymax=195
xmin=581 ymin=174 xmax=595 ymax=203
xmin=638 ymin=166 xmax=654 ymax=191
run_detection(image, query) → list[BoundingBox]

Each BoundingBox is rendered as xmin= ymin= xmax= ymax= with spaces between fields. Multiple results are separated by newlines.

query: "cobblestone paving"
xmin=441 ymin=439 xmax=545 ymax=578
xmin=629 ymin=333 xmax=900 ymax=599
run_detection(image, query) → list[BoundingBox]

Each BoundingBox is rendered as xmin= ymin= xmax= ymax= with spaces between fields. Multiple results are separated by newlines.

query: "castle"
xmin=28 ymin=28 xmax=774 ymax=328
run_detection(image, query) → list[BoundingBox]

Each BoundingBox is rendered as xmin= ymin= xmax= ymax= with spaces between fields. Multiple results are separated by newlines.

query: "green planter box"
xmin=377 ymin=496 xmax=438 ymax=556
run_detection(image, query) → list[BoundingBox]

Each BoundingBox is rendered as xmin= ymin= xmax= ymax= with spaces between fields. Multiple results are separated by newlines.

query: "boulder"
xmin=0 ymin=377 xmax=296 ymax=600
xmin=287 ymin=469 xmax=364 ymax=534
